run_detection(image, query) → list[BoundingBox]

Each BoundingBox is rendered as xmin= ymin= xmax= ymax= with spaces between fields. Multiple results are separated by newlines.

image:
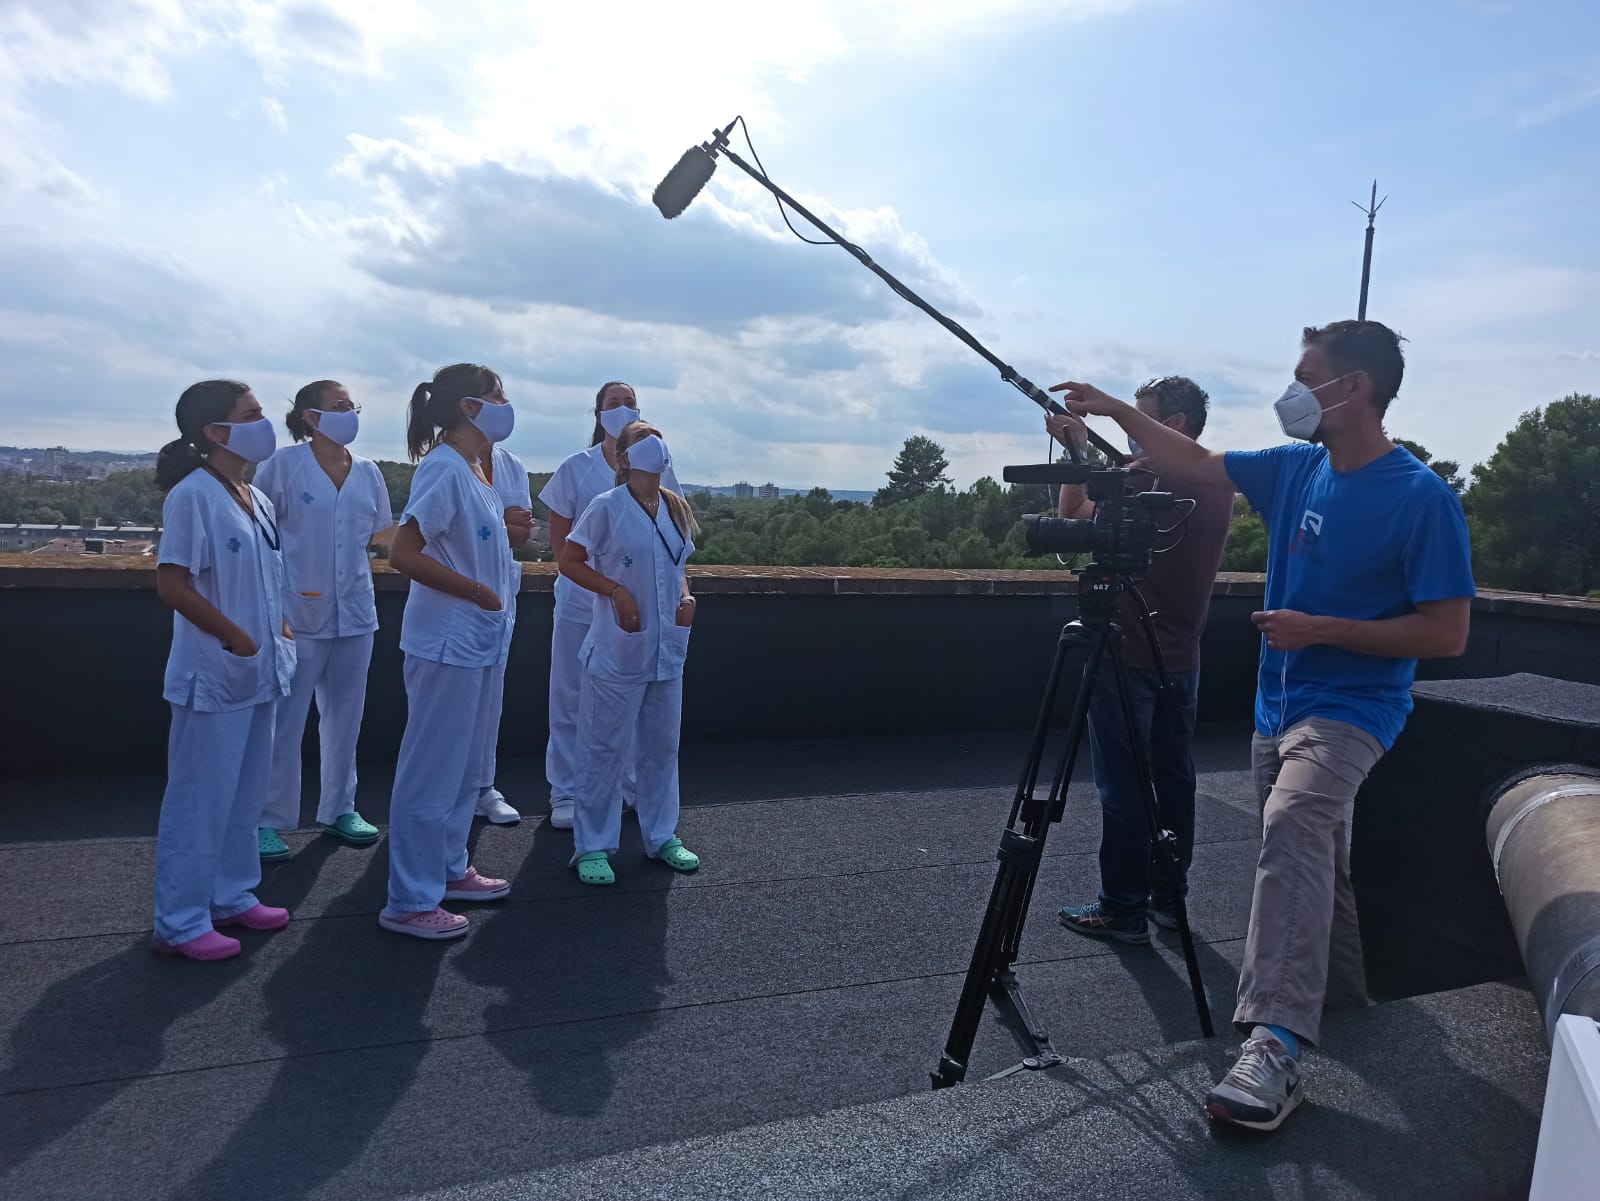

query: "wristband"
xmin=608 ymin=582 xmax=622 ymax=597
xmin=680 ymin=596 xmax=696 ymax=606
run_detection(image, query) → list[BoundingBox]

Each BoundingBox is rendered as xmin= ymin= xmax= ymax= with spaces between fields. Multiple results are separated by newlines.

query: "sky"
xmin=1 ymin=0 xmax=1597 ymax=490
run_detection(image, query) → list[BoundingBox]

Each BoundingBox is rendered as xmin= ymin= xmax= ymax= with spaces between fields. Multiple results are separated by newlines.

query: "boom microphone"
xmin=653 ymin=146 xmax=718 ymax=218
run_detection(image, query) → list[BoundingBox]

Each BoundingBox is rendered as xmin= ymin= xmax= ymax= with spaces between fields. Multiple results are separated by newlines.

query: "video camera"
xmin=1001 ymin=463 xmax=1178 ymax=575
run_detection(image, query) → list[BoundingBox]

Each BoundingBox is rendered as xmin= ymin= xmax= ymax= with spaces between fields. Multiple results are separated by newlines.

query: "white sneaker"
xmin=549 ymin=798 xmax=576 ymax=829
xmin=475 ymin=789 xmax=521 ymax=825
xmin=1205 ymin=1026 xmax=1304 ymax=1131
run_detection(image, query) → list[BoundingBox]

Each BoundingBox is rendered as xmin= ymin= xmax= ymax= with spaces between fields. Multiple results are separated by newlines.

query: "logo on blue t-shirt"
xmin=300 ymin=490 xmax=315 ymax=504
xmin=1290 ymin=509 xmax=1324 ymax=555
xmin=478 ymin=526 xmax=492 ymax=541
xmin=226 ymin=536 xmax=242 ymax=553
xmin=621 ymin=554 xmax=634 ymax=569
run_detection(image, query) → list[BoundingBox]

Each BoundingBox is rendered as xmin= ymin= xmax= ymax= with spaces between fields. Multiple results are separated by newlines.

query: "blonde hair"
xmin=616 ymin=421 xmax=699 ymax=539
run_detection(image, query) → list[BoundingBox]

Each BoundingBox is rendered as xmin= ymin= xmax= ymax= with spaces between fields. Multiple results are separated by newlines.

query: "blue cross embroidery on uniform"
xmin=300 ymin=490 xmax=315 ymax=504
xmin=621 ymin=554 xmax=634 ymax=568
xmin=478 ymin=526 xmax=492 ymax=541
xmin=226 ymin=536 xmax=242 ymax=553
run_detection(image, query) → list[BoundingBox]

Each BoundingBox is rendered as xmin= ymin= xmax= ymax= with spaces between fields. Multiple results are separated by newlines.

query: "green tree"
xmin=1394 ymin=438 xmax=1466 ymax=497
xmin=873 ymin=435 xmax=951 ymax=507
xmin=1221 ymin=494 xmax=1268 ymax=572
xmin=1469 ymin=394 xmax=1600 ymax=596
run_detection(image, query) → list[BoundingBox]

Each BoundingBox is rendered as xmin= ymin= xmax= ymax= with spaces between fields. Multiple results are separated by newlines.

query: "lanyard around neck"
xmin=631 ymin=491 xmax=685 ymax=566
xmin=206 ymin=464 xmax=280 ymax=552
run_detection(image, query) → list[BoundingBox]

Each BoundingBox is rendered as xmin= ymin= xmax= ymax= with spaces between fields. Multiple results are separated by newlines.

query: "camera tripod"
xmin=932 ymin=565 xmax=1215 ymax=1088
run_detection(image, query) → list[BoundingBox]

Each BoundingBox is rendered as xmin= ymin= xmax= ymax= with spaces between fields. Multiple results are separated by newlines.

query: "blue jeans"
xmin=1085 ymin=667 xmax=1200 ymax=919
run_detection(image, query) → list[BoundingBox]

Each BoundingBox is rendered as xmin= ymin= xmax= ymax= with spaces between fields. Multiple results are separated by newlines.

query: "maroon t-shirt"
xmin=1113 ymin=463 xmax=1235 ymax=673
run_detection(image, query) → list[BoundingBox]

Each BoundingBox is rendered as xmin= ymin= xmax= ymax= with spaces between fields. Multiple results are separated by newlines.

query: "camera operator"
xmin=1044 ymin=377 xmax=1233 ymax=950
xmin=1053 ymin=320 xmax=1474 ymax=1133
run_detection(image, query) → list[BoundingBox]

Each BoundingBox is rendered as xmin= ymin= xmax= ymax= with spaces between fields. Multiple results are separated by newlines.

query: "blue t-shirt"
xmin=1225 ymin=443 xmax=1475 ymax=749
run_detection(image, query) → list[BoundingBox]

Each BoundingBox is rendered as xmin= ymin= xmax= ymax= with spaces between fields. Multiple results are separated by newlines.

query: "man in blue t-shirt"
xmin=1052 ymin=320 xmax=1474 ymax=1133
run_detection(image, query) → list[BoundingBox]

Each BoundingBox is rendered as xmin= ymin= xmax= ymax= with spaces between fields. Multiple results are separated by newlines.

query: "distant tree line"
xmin=1 ymin=394 xmax=1595 ymax=597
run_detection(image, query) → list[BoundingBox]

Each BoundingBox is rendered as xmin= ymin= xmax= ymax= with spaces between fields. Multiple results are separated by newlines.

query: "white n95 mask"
xmin=1274 ymin=374 xmax=1354 ymax=441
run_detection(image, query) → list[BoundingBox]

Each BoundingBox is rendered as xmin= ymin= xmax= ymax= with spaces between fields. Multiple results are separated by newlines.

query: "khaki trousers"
xmin=1235 ymin=718 xmax=1385 ymax=1045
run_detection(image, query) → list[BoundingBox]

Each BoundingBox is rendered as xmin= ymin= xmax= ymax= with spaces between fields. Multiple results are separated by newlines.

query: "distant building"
xmin=0 ymin=524 xmax=161 ymax=553
xmin=756 ymin=482 xmax=781 ymax=500
xmin=732 ymin=481 xmax=755 ymax=500
xmin=32 ymin=537 xmax=155 ymax=557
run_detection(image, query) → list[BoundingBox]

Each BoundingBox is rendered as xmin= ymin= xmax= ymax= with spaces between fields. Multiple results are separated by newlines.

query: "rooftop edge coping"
xmin=0 ymin=554 xmax=1597 ymax=620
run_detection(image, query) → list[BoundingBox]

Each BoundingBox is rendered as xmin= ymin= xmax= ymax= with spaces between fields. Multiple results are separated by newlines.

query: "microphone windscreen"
xmin=652 ymin=146 xmax=717 ymax=219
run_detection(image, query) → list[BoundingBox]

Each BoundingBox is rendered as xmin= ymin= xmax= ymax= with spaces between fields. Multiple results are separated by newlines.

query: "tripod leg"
xmin=934 ymin=830 xmax=1045 ymax=1087
xmin=1001 ymin=629 xmax=1104 ymax=969
xmin=935 ymin=628 xmax=1095 ymax=1088
xmin=1104 ymin=632 xmax=1215 ymax=1038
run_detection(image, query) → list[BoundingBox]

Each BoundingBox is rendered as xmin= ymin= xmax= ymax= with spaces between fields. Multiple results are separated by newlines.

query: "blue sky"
xmin=1 ymin=0 xmax=1596 ymax=489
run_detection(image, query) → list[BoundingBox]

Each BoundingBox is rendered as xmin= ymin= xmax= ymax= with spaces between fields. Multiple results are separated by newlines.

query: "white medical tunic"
xmin=159 ymin=468 xmax=295 ymax=712
xmin=540 ymin=443 xmax=681 ymax=625
xmin=253 ymin=443 xmax=393 ymax=639
xmin=398 ymin=445 xmax=517 ymax=669
xmin=567 ymin=485 xmax=694 ymax=683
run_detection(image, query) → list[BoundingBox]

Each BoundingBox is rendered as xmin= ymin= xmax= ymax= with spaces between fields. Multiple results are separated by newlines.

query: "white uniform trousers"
xmin=153 ymin=700 xmax=274 ymax=944
xmin=572 ymin=671 xmax=682 ymax=862
xmin=260 ymin=632 xmax=374 ymax=829
xmin=548 ymin=613 xmax=636 ymax=803
xmin=477 ymin=656 xmax=508 ymax=794
xmin=387 ymin=655 xmax=499 ymax=912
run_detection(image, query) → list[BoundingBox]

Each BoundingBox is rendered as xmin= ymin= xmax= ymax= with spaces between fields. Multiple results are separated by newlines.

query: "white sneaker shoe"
xmin=475 ymin=789 xmax=521 ymax=825
xmin=1205 ymin=1026 xmax=1304 ymax=1131
xmin=549 ymin=798 xmax=576 ymax=829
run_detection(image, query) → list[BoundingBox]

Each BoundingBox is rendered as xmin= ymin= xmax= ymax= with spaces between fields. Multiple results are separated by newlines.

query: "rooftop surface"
xmin=0 ymin=726 xmax=1549 ymax=1201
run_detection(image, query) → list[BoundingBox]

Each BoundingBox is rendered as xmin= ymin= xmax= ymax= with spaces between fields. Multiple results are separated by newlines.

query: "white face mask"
xmin=310 ymin=409 xmax=360 ymax=446
xmin=212 ymin=418 xmax=277 ymax=464
xmin=1274 ymin=374 xmax=1355 ymax=441
xmin=467 ymin=398 xmax=516 ymax=443
xmin=599 ymin=404 xmax=640 ymax=440
xmin=624 ymin=434 xmax=670 ymax=475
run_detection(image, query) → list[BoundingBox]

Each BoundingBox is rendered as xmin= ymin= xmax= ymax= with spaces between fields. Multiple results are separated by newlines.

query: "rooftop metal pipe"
xmin=1486 ymin=767 xmax=1600 ymax=1039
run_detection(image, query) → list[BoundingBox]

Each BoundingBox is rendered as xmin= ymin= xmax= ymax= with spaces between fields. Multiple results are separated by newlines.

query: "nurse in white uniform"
xmin=381 ymin=363 xmax=519 ymax=941
xmin=473 ymin=441 xmax=535 ymax=825
xmin=539 ymin=382 xmax=682 ymax=830
xmin=151 ymin=379 xmax=296 ymax=961
xmin=254 ymin=380 xmax=393 ymax=858
xmin=558 ymin=420 xmax=700 ymax=886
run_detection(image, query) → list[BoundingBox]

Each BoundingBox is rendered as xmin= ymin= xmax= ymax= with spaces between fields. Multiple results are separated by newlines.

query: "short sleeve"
xmin=566 ymin=491 xmax=612 ymax=552
xmin=1225 ymin=445 xmax=1315 ymax=523
xmin=252 ymin=455 xmax=284 ymax=509
xmin=499 ymin=449 xmax=533 ymax=510
xmin=402 ymin=457 xmax=459 ymax=543
xmin=538 ymin=457 xmax=580 ymax=519
xmin=158 ymin=482 xmax=210 ymax=573
xmin=366 ymin=462 xmax=395 ymax=538
xmin=1404 ymin=483 xmax=1476 ymax=603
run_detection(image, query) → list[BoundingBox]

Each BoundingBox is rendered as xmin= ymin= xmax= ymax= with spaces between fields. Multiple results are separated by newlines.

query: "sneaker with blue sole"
xmin=1058 ymin=900 xmax=1150 ymax=945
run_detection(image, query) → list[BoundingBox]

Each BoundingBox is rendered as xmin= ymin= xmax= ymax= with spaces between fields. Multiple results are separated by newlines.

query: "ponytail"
xmin=154 ymin=438 xmax=205 ymax=491
xmin=407 ymin=363 xmax=502 ymax=461
xmin=287 ymin=379 xmax=340 ymax=442
xmin=156 ymin=379 xmax=250 ymax=490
